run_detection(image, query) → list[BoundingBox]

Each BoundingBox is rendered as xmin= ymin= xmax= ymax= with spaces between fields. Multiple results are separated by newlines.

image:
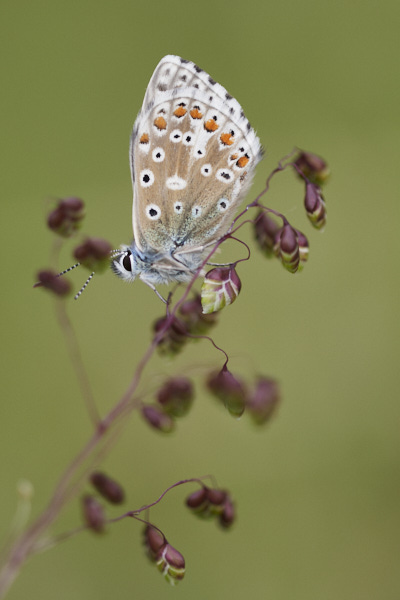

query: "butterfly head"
xmin=111 ymin=245 xmax=140 ymax=283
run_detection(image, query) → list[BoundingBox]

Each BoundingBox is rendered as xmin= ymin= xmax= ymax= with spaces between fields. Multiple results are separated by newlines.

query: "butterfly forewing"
xmin=130 ymin=56 xmax=263 ymax=263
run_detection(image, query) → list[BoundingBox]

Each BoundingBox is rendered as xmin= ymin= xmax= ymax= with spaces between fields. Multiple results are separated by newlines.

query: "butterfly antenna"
xmin=74 ymin=272 xmax=95 ymax=300
xmin=33 ymin=262 xmax=81 ymax=289
xmin=110 ymin=248 xmax=123 ymax=258
xmin=57 ymin=263 xmax=81 ymax=277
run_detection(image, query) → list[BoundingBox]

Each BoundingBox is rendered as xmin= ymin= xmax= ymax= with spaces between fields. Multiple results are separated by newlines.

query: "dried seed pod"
xmin=143 ymin=525 xmax=165 ymax=561
xmin=219 ymin=497 xmax=236 ymax=529
xmin=178 ymin=293 xmax=218 ymax=335
xmin=207 ymin=488 xmax=227 ymax=516
xmin=304 ymin=182 xmax=327 ymax=230
xmin=201 ymin=266 xmax=241 ymax=314
xmin=156 ymin=377 xmax=194 ymax=417
xmin=153 ymin=316 xmax=188 ymax=356
xmin=35 ymin=269 xmax=72 ymax=297
xmin=47 ymin=197 xmax=85 ymax=237
xmin=207 ymin=367 xmax=246 ymax=418
xmin=82 ymin=495 xmax=105 ymax=533
xmin=294 ymin=151 xmax=330 ymax=186
xmin=90 ymin=472 xmax=125 ymax=505
xmin=156 ymin=543 xmax=186 ymax=585
xmin=274 ymin=224 xmax=300 ymax=273
xmin=295 ymin=230 xmax=310 ymax=264
xmin=246 ymin=377 xmax=280 ymax=425
xmin=254 ymin=210 xmax=282 ymax=258
xmin=185 ymin=487 xmax=210 ymax=516
xmin=73 ymin=237 xmax=113 ymax=272
xmin=141 ymin=405 xmax=175 ymax=433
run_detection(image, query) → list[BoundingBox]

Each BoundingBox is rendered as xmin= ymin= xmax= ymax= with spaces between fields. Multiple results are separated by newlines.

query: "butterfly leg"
xmin=141 ymin=278 xmax=168 ymax=304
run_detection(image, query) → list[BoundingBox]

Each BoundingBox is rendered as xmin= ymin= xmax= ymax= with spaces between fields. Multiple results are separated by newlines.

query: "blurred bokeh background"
xmin=1 ymin=0 xmax=399 ymax=598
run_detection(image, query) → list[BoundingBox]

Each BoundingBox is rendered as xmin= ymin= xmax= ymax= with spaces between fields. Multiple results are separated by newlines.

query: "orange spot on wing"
xmin=139 ymin=133 xmax=149 ymax=144
xmin=236 ymin=156 xmax=250 ymax=168
xmin=190 ymin=108 xmax=203 ymax=119
xmin=173 ymin=106 xmax=187 ymax=118
xmin=230 ymin=153 xmax=238 ymax=160
xmin=154 ymin=116 xmax=167 ymax=130
xmin=220 ymin=132 xmax=234 ymax=146
xmin=204 ymin=119 xmax=219 ymax=132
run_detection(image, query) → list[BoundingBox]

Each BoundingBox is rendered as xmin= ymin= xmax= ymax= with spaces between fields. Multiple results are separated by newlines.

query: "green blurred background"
xmin=1 ymin=0 xmax=399 ymax=598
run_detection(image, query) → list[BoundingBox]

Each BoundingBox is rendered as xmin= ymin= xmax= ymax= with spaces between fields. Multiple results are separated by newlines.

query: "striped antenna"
xmin=110 ymin=248 xmax=123 ymax=258
xmin=74 ymin=272 xmax=95 ymax=300
xmin=56 ymin=262 xmax=81 ymax=277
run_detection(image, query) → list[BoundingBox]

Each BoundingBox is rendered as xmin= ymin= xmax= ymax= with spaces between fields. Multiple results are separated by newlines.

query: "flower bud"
xmin=156 ymin=542 xmax=186 ymax=585
xmin=153 ymin=316 xmax=188 ymax=356
xmin=304 ymin=182 xmax=327 ymax=230
xmin=207 ymin=367 xmax=246 ymax=418
xmin=253 ymin=211 xmax=282 ymax=258
xmin=82 ymin=495 xmax=105 ymax=533
xmin=207 ymin=488 xmax=227 ymax=516
xmin=156 ymin=377 xmax=194 ymax=418
xmin=90 ymin=471 xmax=125 ymax=505
xmin=143 ymin=525 xmax=165 ymax=561
xmin=35 ymin=269 xmax=72 ymax=297
xmin=73 ymin=237 xmax=113 ymax=272
xmin=219 ymin=497 xmax=236 ymax=529
xmin=294 ymin=151 xmax=330 ymax=186
xmin=185 ymin=487 xmax=210 ymax=516
xmin=246 ymin=377 xmax=280 ymax=425
xmin=185 ymin=486 xmax=214 ymax=519
xmin=295 ymin=230 xmax=309 ymax=264
xmin=186 ymin=487 xmax=234 ymax=526
xmin=47 ymin=197 xmax=85 ymax=237
xmin=141 ymin=405 xmax=175 ymax=433
xmin=201 ymin=266 xmax=241 ymax=314
xmin=274 ymin=224 xmax=300 ymax=273
xmin=179 ymin=293 xmax=218 ymax=335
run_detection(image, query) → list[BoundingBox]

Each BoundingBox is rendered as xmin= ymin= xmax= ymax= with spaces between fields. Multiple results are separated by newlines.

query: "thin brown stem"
xmin=55 ymin=300 xmax=101 ymax=427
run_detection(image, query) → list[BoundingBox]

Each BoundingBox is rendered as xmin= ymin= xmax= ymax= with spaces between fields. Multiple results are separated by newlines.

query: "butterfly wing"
xmin=130 ymin=56 xmax=264 ymax=262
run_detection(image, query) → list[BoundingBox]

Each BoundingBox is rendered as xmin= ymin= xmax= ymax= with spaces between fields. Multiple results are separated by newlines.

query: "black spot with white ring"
xmin=217 ymin=198 xmax=230 ymax=212
xmin=152 ymin=147 xmax=165 ymax=163
xmin=170 ymin=129 xmax=183 ymax=143
xmin=192 ymin=206 xmax=202 ymax=218
xmin=146 ymin=204 xmax=161 ymax=220
xmin=216 ymin=168 xmax=233 ymax=183
xmin=201 ymin=164 xmax=212 ymax=177
xmin=183 ymin=133 xmax=194 ymax=146
xmin=174 ymin=202 xmax=184 ymax=214
xmin=140 ymin=169 xmax=155 ymax=188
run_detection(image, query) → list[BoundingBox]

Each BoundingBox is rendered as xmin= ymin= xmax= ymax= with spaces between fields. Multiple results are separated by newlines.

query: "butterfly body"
xmin=112 ymin=55 xmax=263 ymax=291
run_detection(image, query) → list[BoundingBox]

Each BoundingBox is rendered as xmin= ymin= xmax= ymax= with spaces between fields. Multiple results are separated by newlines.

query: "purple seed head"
xmin=294 ymin=150 xmax=330 ymax=186
xmin=90 ymin=471 xmax=125 ymax=505
xmin=82 ymin=495 xmax=105 ymax=533
xmin=35 ymin=269 xmax=72 ymax=297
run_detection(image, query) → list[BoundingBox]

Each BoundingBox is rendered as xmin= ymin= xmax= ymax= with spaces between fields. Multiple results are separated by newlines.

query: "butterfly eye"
xmin=122 ymin=253 xmax=132 ymax=271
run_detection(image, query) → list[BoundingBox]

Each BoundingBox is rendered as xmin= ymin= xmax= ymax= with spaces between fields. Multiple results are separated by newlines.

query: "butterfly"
xmin=111 ymin=55 xmax=263 ymax=299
